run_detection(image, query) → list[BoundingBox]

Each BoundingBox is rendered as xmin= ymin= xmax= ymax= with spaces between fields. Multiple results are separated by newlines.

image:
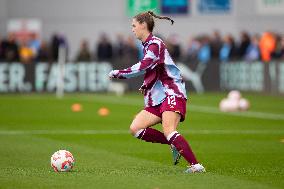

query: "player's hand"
xmin=139 ymin=85 xmax=147 ymax=95
xmin=139 ymin=88 xmax=146 ymax=95
xmin=108 ymin=70 xmax=119 ymax=79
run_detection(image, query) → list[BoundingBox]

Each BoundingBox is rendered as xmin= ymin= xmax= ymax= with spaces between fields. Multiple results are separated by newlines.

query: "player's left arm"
xmin=109 ymin=44 xmax=159 ymax=79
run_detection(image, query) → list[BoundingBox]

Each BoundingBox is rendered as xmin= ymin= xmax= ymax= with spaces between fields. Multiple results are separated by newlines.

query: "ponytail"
xmin=147 ymin=11 xmax=174 ymax=25
xmin=133 ymin=11 xmax=174 ymax=32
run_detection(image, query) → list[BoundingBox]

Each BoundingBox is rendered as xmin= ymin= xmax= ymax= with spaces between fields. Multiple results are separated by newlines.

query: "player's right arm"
xmin=109 ymin=44 xmax=159 ymax=79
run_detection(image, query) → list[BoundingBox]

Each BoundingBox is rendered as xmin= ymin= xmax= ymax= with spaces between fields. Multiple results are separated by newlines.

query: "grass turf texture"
xmin=0 ymin=93 xmax=283 ymax=189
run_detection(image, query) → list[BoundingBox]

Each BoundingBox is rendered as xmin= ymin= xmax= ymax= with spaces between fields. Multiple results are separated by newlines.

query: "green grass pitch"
xmin=0 ymin=93 xmax=283 ymax=189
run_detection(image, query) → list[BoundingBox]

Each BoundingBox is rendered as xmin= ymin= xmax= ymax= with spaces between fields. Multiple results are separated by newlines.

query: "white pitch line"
xmin=0 ymin=129 xmax=283 ymax=135
xmin=0 ymin=130 xmax=128 ymax=135
xmin=189 ymin=105 xmax=284 ymax=120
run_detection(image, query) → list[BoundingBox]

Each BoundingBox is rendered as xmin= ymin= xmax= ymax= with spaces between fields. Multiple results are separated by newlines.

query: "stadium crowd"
xmin=0 ymin=30 xmax=283 ymax=65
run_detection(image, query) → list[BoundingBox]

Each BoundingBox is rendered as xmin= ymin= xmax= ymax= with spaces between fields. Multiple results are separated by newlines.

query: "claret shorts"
xmin=144 ymin=95 xmax=187 ymax=122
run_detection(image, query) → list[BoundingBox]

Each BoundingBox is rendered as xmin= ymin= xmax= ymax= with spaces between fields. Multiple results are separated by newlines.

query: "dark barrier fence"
xmin=219 ymin=61 xmax=284 ymax=94
xmin=0 ymin=62 xmax=112 ymax=92
xmin=0 ymin=61 xmax=283 ymax=94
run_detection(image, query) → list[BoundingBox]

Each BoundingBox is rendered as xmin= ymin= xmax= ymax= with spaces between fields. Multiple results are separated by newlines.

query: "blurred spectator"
xmin=123 ymin=36 xmax=139 ymax=67
xmin=51 ymin=34 xmax=60 ymax=61
xmin=96 ymin=33 xmax=113 ymax=62
xmin=219 ymin=34 xmax=237 ymax=62
xmin=75 ymin=39 xmax=92 ymax=62
xmin=272 ymin=34 xmax=284 ymax=59
xmin=51 ymin=33 xmax=68 ymax=61
xmin=238 ymin=31 xmax=251 ymax=58
xmin=136 ymin=39 xmax=144 ymax=61
xmin=210 ymin=30 xmax=222 ymax=59
xmin=0 ymin=36 xmax=3 ymax=60
xmin=0 ymin=33 xmax=19 ymax=62
xmin=196 ymin=36 xmax=211 ymax=75
xmin=113 ymin=34 xmax=126 ymax=59
xmin=245 ymin=34 xmax=260 ymax=62
xmin=36 ymin=40 xmax=52 ymax=62
xmin=166 ymin=34 xmax=181 ymax=61
xmin=280 ymin=35 xmax=284 ymax=59
xmin=186 ymin=36 xmax=200 ymax=61
xmin=259 ymin=32 xmax=276 ymax=63
xmin=29 ymin=33 xmax=41 ymax=57
xmin=19 ymin=40 xmax=34 ymax=64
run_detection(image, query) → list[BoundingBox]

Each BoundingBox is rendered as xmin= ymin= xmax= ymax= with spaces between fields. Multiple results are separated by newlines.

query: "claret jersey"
xmin=111 ymin=33 xmax=187 ymax=107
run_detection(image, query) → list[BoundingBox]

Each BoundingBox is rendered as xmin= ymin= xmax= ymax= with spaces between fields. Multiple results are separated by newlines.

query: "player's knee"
xmin=129 ymin=125 xmax=138 ymax=136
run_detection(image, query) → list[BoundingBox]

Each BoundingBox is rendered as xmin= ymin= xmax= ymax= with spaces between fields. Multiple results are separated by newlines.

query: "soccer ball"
xmin=238 ymin=98 xmax=250 ymax=111
xmin=51 ymin=150 xmax=75 ymax=172
xmin=219 ymin=98 xmax=239 ymax=112
xmin=228 ymin=90 xmax=241 ymax=101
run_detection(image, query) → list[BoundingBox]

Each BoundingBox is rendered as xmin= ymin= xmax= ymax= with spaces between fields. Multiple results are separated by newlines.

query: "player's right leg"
xmin=129 ymin=110 xmax=169 ymax=144
xmin=162 ymin=111 xmax=205 ymax=173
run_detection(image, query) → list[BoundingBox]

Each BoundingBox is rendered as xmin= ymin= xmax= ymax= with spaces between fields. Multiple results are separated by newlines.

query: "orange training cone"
xmin=98 ymin=107 xmax=110 ymax=116
xmin=71 ymin=103 xmax=82 ymax=112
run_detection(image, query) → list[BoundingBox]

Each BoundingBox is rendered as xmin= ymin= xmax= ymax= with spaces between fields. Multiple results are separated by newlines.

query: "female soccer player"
xmin=109 ymin=11 xmax=205 ymax=173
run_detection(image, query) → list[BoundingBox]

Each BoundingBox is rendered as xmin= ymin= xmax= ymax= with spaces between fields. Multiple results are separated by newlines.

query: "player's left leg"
xmin=130 ymin=110 xmax=169 ymax=144
xmin=162 ymin=111 xmax=205 ymax=173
